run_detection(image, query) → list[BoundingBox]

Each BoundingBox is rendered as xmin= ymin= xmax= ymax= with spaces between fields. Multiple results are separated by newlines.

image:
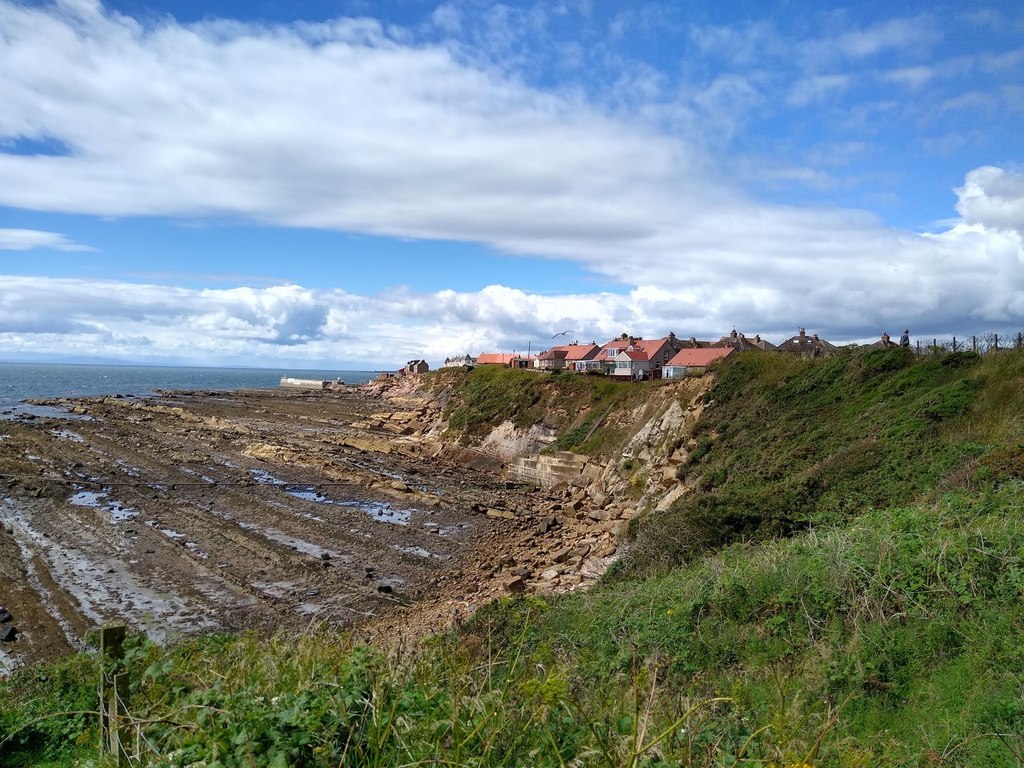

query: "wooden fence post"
xmin=99 ymin=623 xmax=130 ymax=767
xmin=972 ymin=335 xmax=977 ymax=353
xmin=110 ymin=671 xmax=131 ymax=766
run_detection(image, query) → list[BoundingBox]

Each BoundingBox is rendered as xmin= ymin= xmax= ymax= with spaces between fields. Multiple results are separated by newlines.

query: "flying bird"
xmin=551 ymin=330 xmax=573 ymax=338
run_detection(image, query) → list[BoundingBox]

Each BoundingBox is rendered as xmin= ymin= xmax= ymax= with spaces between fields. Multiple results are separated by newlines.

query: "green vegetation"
xmin=436 ymin=365 xmax=639 ymax=450
xmin=4 ymin=349 xmax=1024 ymax=766
xmin=498 ymin=485 xmax=1024 ymax=765
xmin=626 ymin=347 xmax=1021 ymax=575
xmin=0 ymin=652 xmax=97 ymax=767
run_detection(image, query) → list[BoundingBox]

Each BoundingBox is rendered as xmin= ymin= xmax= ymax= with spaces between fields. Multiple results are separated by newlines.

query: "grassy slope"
xmin=624 ymin=348 xmax=1011 ymax=574
xmin=433 ymin=364 xmax=646 ymax=452
xmin=3 ymin=350 xmax=1024 ymax=766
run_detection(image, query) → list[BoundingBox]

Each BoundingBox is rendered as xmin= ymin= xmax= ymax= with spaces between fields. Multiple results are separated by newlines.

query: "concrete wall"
xmin=279 ymin=377 xmax=328 ymax=390
xmin=507 ymin=451 xmax=591 ymax=487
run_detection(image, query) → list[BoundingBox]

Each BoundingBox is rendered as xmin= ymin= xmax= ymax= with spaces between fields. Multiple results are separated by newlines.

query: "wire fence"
xmin=907 ymin=330 xmax=1024 ymax=355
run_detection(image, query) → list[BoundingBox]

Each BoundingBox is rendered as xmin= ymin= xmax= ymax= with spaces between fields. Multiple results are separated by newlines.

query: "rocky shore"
xmin=0 ymin=373 xmax=709 ymax=669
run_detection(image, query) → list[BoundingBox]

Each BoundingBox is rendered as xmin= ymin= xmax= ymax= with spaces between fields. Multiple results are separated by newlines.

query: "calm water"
xmin=0 ymin=362 xmax=380 ymax=410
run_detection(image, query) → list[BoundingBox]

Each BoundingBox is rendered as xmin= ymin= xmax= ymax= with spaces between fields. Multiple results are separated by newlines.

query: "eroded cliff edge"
xmin=0 ymin=371 xmax=713 ymax=667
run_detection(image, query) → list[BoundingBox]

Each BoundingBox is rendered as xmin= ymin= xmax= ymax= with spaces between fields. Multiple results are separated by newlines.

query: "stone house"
xmin=775 ymin=329 xmax=838 ymax=358
xmin=711 ymin=329 xmax=776 ymax=351
xmin=441 ymin=354 xmax=476 ymax=368
xmin=401 ymin=359 xmax=430 ymax=375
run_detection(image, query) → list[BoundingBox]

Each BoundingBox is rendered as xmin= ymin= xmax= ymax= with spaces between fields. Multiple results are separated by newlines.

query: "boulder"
xmin=569 ymin=543 xmax=592 ymax=560
xmin=536 ymin=516 xmax=557 ymax=535
xmin=550 ymin=546 xmax=572 ymax=564
xmin=0 ymin=625 xmax=17 ymax=642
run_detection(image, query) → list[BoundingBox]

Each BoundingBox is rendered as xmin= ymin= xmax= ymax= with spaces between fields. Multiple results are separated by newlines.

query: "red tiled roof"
xmin=601 ymin=336 xmax=676 ymax=356
xmin=538 ymin=349 xmax=568 ymax=360
xmin=666 ymin=347 xmax=735 ymax=367
xmin=615 ymin=349 xmax=648 ymax=361
xmin=632 ymin=338 xmax=670 ymax=354
xmin=600 ymin=340 xmax=637 ymax=357
xmin=551 ymin=343 xmax=600 ymax=361
xmin=476 ymin=353 xmax=518 ymax=365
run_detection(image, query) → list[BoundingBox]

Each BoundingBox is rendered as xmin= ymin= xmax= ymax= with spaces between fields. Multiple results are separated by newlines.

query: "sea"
xmin=0 ymin=362 xmax=381 ymax=411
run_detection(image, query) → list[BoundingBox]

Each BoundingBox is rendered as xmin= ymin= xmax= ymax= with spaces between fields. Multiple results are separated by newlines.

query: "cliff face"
xmin=363 ymin=372 xmax=715 ymax=592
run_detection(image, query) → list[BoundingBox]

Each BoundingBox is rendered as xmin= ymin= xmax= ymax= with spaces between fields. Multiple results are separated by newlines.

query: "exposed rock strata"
xmin=0 ymin=374 xmax=712 ymax=666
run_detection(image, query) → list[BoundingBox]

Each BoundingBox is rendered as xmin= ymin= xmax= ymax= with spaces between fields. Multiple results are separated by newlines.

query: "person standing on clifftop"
xmin=900 ymin=330 xmax=910 ymax=348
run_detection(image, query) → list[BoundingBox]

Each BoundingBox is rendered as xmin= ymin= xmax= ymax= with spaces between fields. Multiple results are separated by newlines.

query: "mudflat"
xmin=0 ymin=384 xmax=549 ymax=670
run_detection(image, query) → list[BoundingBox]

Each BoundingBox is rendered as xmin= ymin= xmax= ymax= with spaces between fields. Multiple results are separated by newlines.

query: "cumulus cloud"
xmin=0 ymin=3 xmax=1022 ymax=364
xmin=0 ymin=0 xmax=685 ymax=241
xmin=0 ymin=228 xmax=93 ymax=251
xmin=955 ymin=166 xmax=1024 ymax=233
xmin=0 ymin=276 xmax=663 ymax=366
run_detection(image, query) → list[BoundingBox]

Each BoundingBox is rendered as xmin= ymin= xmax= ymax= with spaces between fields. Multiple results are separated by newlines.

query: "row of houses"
xmin=442 ymin=328 xmax=838 ymax=381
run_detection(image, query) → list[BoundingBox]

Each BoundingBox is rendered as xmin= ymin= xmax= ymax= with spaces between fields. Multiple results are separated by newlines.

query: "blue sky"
xmin=1 ymin=0 xmax=1022 ymax=368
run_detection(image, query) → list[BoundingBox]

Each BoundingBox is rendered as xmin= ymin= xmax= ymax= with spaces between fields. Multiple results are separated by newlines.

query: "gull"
xmin=551 ymin=330 xmax=573 ymax=339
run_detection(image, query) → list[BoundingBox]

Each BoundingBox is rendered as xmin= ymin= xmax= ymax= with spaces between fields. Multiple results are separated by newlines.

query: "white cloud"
xmin=688 ymin=20 xmax=782 ymax=68
xmin=0 ymin=0 xmax=687 ymax=241
xmin=2 ymin=170 xmax=1022 ymax=366
xmin=430 ymin=2 xmax=462 ymax=35
xmin=954 ymin=166 xmax=1024 ymax=234
xmin=786 ymin=74 xmax=852 ymax=106
xmin=833 ymin=17 xmax=940 ymax=59
xmin=0 ymin=228 xmax=93 ymax=251
xmin=0 ymin=3 xmax=1021 ymax=364
xmin=880 ymin=65 xmax=934 ymax=89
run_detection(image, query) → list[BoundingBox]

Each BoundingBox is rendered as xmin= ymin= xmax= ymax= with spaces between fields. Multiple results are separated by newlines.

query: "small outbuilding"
xmin=663 ymin=347 xmax=736 ymax=378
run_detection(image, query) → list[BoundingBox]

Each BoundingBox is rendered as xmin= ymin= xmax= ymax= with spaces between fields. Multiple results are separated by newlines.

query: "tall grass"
xmin=8 ymin=479 xmax=1021 ymax=767
xmin=478 ymin=483 xmax=1024 ymax=766
xmin=624 ymin=348 xmax=1023 ymax=575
